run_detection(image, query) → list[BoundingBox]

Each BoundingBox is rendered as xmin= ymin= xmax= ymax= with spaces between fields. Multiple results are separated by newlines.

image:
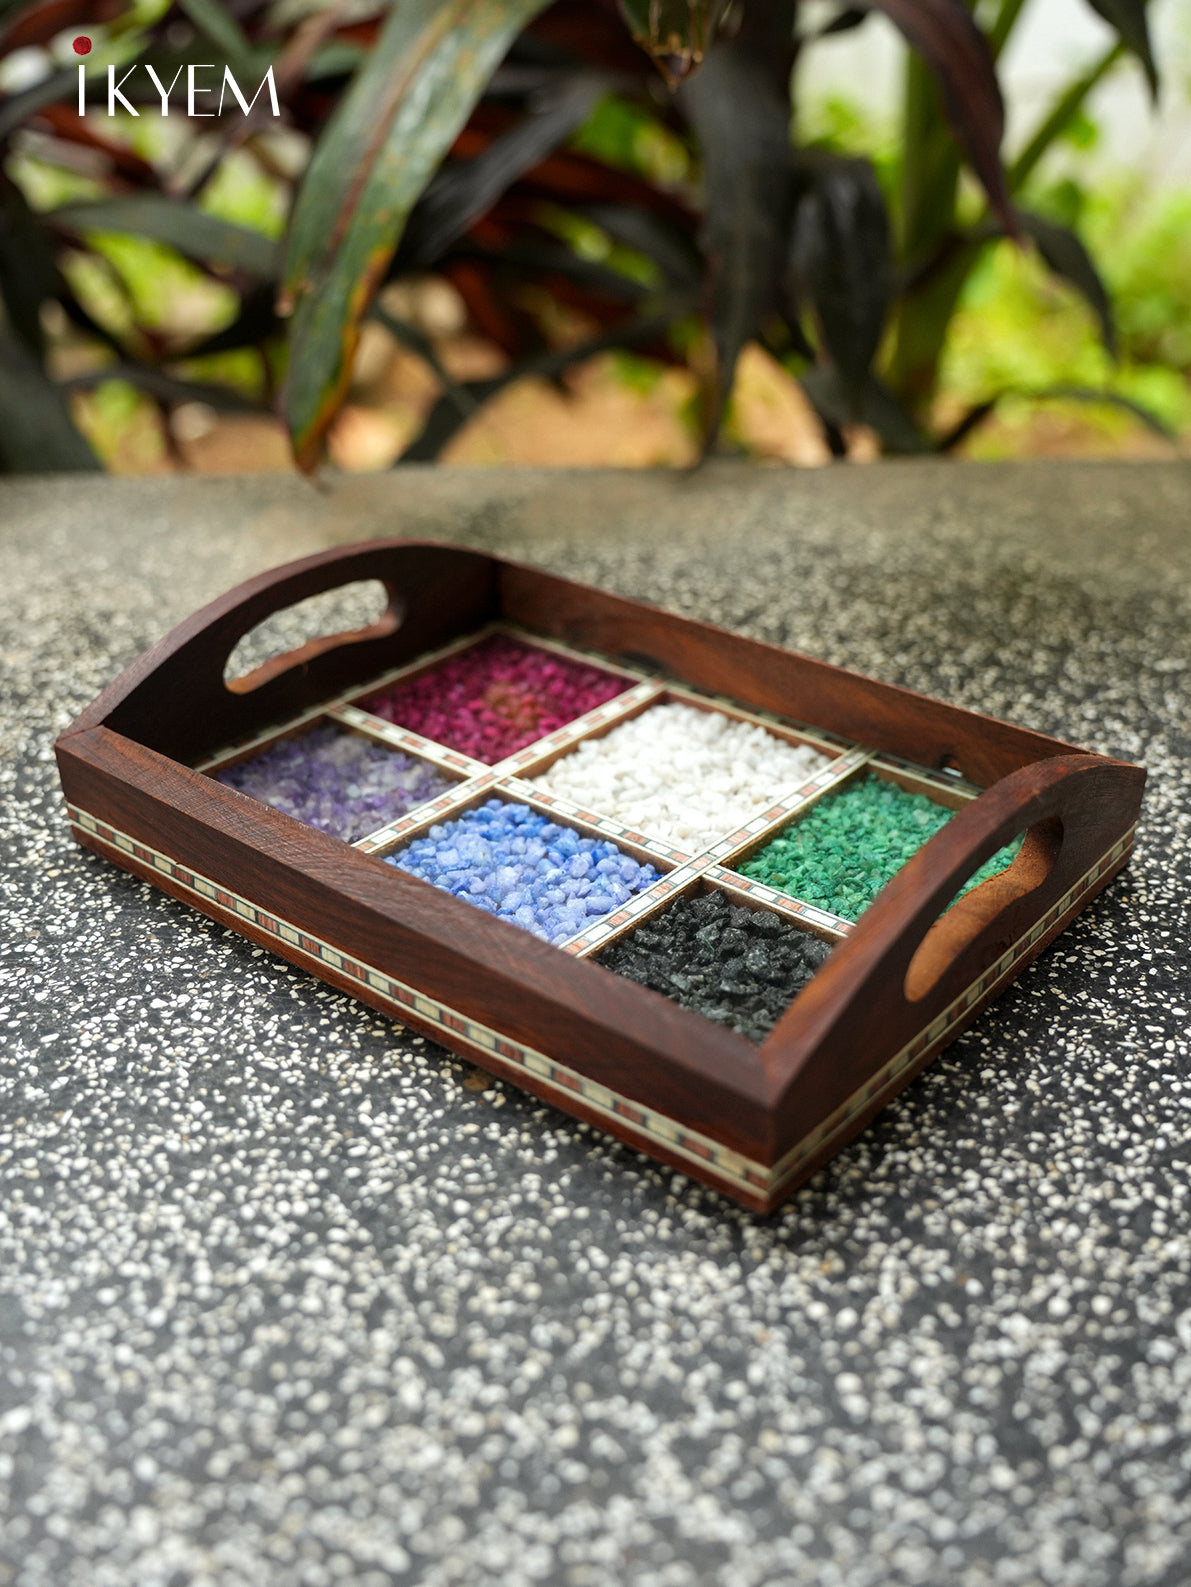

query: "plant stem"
xmin=1009 ymin=41 xmax=1124 ymax=192
xmin=987 ymin=0 xmax=1031 ymax=62
xmin=887 ymin=29 xmax=1128 ymax=424
xmin=887 ymin=51 xmax=963 ymax=412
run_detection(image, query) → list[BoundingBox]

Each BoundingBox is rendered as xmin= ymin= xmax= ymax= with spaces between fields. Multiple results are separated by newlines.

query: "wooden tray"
xmin=54 ymin=540 xmax=1145 ymax=1212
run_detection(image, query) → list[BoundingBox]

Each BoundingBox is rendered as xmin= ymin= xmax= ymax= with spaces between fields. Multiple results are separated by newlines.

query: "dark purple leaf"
xmin=1084 ymin=0 xmax=1158 ymax=97
xmin=810 ymin=7 xmax=871 ymax=38
xmin=63 ymin=364 xmax=266 ymax=412
xmin=0 ymin=177 xmax=57 ymax=359
xmin=396 ymin=306 xmax=677 ymax=460
xmin=801 ymin=365 xmax=929 ymax=453
xmin=181 ymin=282 xmax=281 ymax=359
xmin=788 ymin=152 xmax=894 ymax=409
xmin=0 ymin=326 xmax=99 ymax=473
xmin=935 ymin=384 xmax=1175 ymax=448
xmin=394 ymin=72 xmax=608 ymax=271
xmin=579 ymin=203 xmax=704 ymax=291
xmin=859 ymin=0 xmax=1012 ymax=230
xmin=48 ymin=197 xmax=279 ymax=279
xmin=445 ymin=234 xmax=653 ymax=304
xmin=1034 ymin=383 xmax=1174 ymax=437
xmin=935 ymin=396 xmax=997 ymax=451
xmin=679 ymin=20 xmax=797 ymax=449
xmin=1015 ymin=208 xmax=1116 ymax=356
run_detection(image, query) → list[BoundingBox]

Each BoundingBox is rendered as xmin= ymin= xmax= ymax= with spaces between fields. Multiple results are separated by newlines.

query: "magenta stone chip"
xmin=361 ymin=635 xmax=628 ymax=764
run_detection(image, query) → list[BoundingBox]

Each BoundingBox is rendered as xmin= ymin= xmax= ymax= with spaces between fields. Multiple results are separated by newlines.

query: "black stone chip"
xmin=598 ymin=890 xmax=833 ymax=1045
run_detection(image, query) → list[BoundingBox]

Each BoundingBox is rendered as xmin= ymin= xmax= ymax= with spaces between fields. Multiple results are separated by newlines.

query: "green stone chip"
xmin=737 ymin=774 xmax=1023 ymax=922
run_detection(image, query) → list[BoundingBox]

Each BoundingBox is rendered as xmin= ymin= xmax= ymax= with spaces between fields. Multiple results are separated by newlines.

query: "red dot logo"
xmin=72 ymin=35 xmax=91 ymax=55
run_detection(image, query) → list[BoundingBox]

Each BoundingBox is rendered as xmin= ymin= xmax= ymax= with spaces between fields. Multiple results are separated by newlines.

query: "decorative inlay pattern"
xmin=328 ymin=705 xmax=488 ymax=777
xmin=490 ymin=680 xmax=664 ymax=777
xmin=67 ymin=805 xmax=769 ymax=1196
xmin=706 ymin=866 xmax=854 ymax=937
xmin=704 ymin=747 xmax=872 ymax=865
xmin=66 ymin=804 xmax=1134 ymax=1204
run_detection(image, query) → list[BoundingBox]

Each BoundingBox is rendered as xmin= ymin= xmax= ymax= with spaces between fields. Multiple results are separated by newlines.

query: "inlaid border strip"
xmin=702 ymin=748 xmax=872 ymax=867
xmin=351 ymin=775 xmax=500 ymax=855
xmin=66 ymin=804 xmax=768 ymax=1195
xmin=66 ymin=803 xmax=1134 ymax=1204
xmin=705 ymin=866 xmax=854 ymax=937
xmin=487 ymin=680 xmax=665 ymax=777
xmin=509 ymin=778 xmax=698 ymax=870
xmin=328 ymin=705 xmax=489 ymax=778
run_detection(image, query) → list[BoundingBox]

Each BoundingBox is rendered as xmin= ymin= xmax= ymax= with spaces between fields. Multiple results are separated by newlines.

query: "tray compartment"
xmin=597 ymin=878 xmax=834 ymax=1045
xmin=209 ymin=719 xmax=459 ymax=846
xmin=522 ymin=695 xmax=837 ymax=856
xmin=381 ymin=793 xmax=666 ymax=946
xmin=358 ymin=631 xmax=632 ymax=764
xmin=731 ymin=764 xmax=1023 ymax=923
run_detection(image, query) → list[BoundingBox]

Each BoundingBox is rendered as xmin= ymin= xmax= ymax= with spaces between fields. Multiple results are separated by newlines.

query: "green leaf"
xmin=679 ymin=27 xmax=796 ymax=450
xmin=789 ymin=152 xmax=894 ymax=411
xmin=1015 ymin=208 xmax=1116 ymax=356
xmin=47 ymin=198 xmax=279 ymax=279
xmin=1083 ymin=0 xmax=1158 ymax=98
xmin=1008 ymin=41 xmax=1124 ymax=192
xmin=175 ymin=0 xmax=253 ymax=66
xmin=280 ymin=0 xmax=552 ymax=470
xmin=616 ymin=0 xmax=731 ymax=87
xmin=0 ymin=326 xmax=100 ymax=474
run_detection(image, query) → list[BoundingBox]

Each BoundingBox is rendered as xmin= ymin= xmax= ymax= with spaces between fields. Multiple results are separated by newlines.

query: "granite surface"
xmin=1 ymin=461 xmax=1189 ymax=1587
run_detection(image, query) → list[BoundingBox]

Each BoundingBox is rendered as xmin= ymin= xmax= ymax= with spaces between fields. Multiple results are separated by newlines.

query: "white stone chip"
xmin=529 ymin=701 xmax=832 ymax=852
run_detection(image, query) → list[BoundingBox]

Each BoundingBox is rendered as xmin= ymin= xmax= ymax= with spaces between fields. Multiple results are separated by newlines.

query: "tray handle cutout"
xmin=766 ymin=753 xmax=1145 ymax=1101
xmin=223 ymin=580 xmax=400 ymax=694
xmin=903 ymin=816 xmax=1062 ymax=1003
xmin=65 ymin=540 xmax=500 ymax=765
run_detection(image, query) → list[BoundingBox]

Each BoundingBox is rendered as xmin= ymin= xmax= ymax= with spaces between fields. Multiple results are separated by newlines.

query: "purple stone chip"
xmin=215 ymin=724 xmax=453 ymax=843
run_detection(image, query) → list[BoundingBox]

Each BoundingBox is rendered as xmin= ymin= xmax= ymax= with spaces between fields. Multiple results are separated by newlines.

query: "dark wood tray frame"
xmin=54 ymin=540 xmax=1145 ymax=1212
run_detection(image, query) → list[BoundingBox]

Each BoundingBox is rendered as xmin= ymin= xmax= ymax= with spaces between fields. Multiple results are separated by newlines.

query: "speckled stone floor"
xmin=1 ymin=462 xmax=1189 ymax=1587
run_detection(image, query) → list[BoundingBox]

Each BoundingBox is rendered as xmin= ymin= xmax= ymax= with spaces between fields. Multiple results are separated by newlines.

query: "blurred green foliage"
xmin=794 ymin=77 xmax=1191 ymax=451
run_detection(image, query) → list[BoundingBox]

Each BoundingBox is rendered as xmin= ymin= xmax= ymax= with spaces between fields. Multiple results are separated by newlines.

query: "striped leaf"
xmin=280 ymin=0 xmax=551 ymax=469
